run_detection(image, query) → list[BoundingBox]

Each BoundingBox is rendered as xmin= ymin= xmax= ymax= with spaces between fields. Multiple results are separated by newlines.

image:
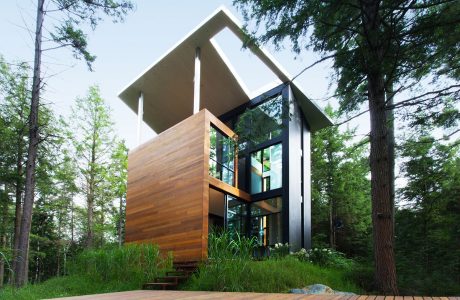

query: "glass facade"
xmin=208 ymin=190 xmax=283 ymax=247
xmin=209 ymin=90 xmax=287 ymax=247
xmin=250 ymin=143 xmax=282 ymax=194
xmin=250 ymin=197 xmax=283 ymax=246
xmin=209 ymin=126 xmax=236 ymax=186
xmin=226 ymin=196 xmax=246 ymax=239
xmin=236 ymin=94 xmax=284 ymax=147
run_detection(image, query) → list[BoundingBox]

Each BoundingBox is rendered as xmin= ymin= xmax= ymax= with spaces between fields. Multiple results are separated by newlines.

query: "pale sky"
xmin=0 ymin=0 xmax=367 ymax=150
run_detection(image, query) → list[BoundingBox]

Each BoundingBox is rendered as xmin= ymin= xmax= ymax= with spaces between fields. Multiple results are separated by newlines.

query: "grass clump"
xmin=0 ymin=243 xmax=172 ymax=300
xmin=69 ymin=243 xmax=172 ymax=283
xmin=183 ymin=229 xmax=361 ymax=293
xmin=185 ymin=256 xmax=361 ymax=293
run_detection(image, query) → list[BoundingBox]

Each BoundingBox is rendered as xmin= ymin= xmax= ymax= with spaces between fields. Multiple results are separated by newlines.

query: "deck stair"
xmin=143 ymin=261 xmax=199 ymax=290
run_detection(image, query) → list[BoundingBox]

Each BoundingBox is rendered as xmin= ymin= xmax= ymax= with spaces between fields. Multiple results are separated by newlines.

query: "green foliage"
xmin=0 ymin=275 xmax=139 ymax=300
xmin=0 ymin=243 xmax=172 ymax=299
xmin=185 ymin=256 xmax=361 ymax=293
xmin=48 ymin=0 xmax=134 ymax=70
xmin=395 ymin=135 xmax=460 ymax=295
xmin=69 ymin=243 xmax=172 ymax=283
xmin=269 ymin=242 xmax=290 ymax=259
xmin=311 ymin=105 xmax=371 ymax=257
xmin=208 ymin=228 xmax=257 ymax=262
xmin=292 ymin=248 xmax=354 ymax=270
xmin=69 ymin=85 xmax=123 ymax=248
xmin=233 ymin=94 xmax=288 ymax=148
xmin=234 ymin=0 xmax=459 ymax=118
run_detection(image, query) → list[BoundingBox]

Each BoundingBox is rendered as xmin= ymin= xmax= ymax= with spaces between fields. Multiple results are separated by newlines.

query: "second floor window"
xmin=250 ymin=143 xmax=282 ymax=194
xmin=209 ymin=126 xmax=235 ymax=186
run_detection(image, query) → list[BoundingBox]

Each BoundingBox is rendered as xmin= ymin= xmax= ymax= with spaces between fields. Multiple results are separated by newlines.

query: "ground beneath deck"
xmin=52 ymin=290 xmax=459 ymax=300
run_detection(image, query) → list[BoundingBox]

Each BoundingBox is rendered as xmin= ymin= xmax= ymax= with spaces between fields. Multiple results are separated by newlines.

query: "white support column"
xmin=193 ymin=47 xmax=201 ymax=114
xmin=137 ymin=92 xmax=144 ymax=146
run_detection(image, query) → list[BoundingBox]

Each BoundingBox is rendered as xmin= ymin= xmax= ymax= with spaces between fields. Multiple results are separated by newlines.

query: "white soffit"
xmin=118 ymin=6 xmax=332 ymax=134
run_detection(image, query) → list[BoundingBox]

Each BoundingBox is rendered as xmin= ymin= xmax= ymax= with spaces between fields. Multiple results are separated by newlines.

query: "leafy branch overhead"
xmin=12 ymin=0 xmax=134 ymax=287
xmin=233 ymin=0 xmax=459 ymax=295
xmin=47 ymin=0 xmax=134 ymax=70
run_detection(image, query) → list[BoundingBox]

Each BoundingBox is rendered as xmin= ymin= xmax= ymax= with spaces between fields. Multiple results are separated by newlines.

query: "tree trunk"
xmin=12 ymin=136 xmax=24 ymax=280
xmin=86 ymin=130 xmax=97 ymax=249
xmin=361 ymin=0 xmax=398 ymax=294
xmin=34 ymin=240 xmax=40 ymax=283
xmin=326 ymin=145 xmax=335 ymax=249
xmin=386 ymin=82 xmax=396 ymax=236
xmin=368 ymin=72 xmax=398 ymax=294
xmin=0 ymin=190 xmax=8 ymax=288
xmin=14 ymin=0 xmax=45 ymax=287
xmin=87 ymin=192 xmax=94 ymax=248
xmin=118 ymin=195 xmax=123 ymax=247
xmin=70 ymin=197 xmax=74 ymax=244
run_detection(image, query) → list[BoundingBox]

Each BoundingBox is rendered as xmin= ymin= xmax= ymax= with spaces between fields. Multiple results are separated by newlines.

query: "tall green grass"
xmin=184 ymin=229 xmax=361 ymax=293
xmin=0 ymin=243 xmax=172 ymax=300
xmin=69 ymin=243 xmax=172 ymax=283
xmin=193 ymin=229 xmax=257 ymax=291
xmin=185 ymin=256 xmax=361 ymax=293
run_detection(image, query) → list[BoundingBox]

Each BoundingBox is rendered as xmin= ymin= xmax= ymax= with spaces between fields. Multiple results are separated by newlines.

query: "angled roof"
xmin=118 ymin=6 xmax=332 ymax=133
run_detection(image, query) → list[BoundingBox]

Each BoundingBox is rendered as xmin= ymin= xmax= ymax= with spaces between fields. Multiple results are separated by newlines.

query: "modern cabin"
xmin=118 ymin=7 xmax=332 ymax=262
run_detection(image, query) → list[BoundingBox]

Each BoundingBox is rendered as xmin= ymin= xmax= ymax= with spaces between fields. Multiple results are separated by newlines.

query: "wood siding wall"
xmin=125 ymin=110 xmax=208 ymax=262
xmin=125 ymin=109 xmax=249 ymax=262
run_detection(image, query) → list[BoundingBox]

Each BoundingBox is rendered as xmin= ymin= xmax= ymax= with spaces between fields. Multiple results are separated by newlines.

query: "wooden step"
xmin=143 ymin=282 xmax=177 ymax=290
xmin=154 ymin=275 xmax=188 ymax=283
xmin=165 ymin=270 xmax=186 ymax=276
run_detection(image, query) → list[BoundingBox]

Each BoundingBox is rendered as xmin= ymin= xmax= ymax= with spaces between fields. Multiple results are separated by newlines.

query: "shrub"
xmin=269 ymin=243 xmax=290 ymax=259
xmin=184 ymin=256 xmax=361 ymax=293
xmin=292 ymin=247 xmax=354 ymax=270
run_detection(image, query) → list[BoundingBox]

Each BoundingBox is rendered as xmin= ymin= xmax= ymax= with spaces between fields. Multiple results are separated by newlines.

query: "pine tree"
xmin=233 ymin=0 xmax=459 ymax=293
xmin=70 ymin=86 xmax=115 ymax=249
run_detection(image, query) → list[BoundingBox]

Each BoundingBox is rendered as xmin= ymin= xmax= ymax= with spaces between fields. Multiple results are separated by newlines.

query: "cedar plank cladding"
xmin=125 ymin=109 xmax=249 ymax=262
xmin=125 ymin=110 xmax=207 ymax=262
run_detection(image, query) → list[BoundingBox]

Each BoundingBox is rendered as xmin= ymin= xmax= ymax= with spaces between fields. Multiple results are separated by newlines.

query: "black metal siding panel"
xmin=302 ymin=120 xmax=312 ymax=249
xmin=287 ymin=86 xmax=303 ymax=251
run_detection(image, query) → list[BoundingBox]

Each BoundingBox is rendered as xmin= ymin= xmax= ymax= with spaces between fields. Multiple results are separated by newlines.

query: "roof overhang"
xmin=118 ymin=6 xmax=333 ymax=134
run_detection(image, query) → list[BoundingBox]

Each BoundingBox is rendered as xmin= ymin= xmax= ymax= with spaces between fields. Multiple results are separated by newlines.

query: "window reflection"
xmin=236 ymin=95 xmax=284 ymax=147
xmin=227 ymin=196 xmax=246 ymax=239
xmin=209 ymin=126 xmax=235 ymax=186
xmin=250 ymin=197 xmax=283 ymax=246
xmin=250 ymin=143 xmax=282 ymax=194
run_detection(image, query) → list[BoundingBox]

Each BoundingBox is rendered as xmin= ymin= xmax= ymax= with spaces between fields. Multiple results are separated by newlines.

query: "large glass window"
xmin=209 ymin=126 xmax=236 ymax=186
xmin=250 ymin=143 xmax=282 ymax=194
xmin=236 ymin=95 xmax=284 ymax=147
xmin=227 ymin=196 xmax=246 ymax=239
xmin=250 ymin=197 xmax=283 ymax=246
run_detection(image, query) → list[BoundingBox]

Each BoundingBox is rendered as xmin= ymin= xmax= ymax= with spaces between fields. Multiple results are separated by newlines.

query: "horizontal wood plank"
xmin=53 ymin=291 xmax=459 ymax=300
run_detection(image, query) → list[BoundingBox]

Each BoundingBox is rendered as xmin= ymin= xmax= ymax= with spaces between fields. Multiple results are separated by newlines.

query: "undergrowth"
xmin=183 ymin=229 xmax=361 ymax=293
xmin=0 ymin=243 xmax=172 ymax=300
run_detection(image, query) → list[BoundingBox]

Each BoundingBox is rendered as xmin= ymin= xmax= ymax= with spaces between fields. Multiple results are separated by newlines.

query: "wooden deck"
xmin=53 ymin=290 xmax=459 ymax=300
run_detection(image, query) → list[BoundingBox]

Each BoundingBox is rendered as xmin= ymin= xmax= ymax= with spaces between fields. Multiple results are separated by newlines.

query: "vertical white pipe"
xmin=193 ymin=47 xmax=201 ymax=114
xmin=137 ymin=92 xmax=144 ymax=145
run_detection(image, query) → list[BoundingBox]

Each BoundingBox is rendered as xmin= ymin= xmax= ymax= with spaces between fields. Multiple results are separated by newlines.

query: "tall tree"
xmin=311 ymin=105 xmax=371 ymax=256
xmin=233 ymin=0 xmax=459 ymax=293
xmin=16 ymin=0 xmax=133 ymax=287
xmin=0 ymin=57 xmax=30 ymax=279
xmin=396 ymin=134 xmax=460 ymax=295
xmin=109 ymin=141 xmax=128 ymax=247
xmin=70 ymin=85 xmax=115 ymax=249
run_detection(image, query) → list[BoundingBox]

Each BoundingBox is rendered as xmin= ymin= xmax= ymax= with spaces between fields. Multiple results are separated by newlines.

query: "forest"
xmin=0 ymin=0 xmax=459 ymax=298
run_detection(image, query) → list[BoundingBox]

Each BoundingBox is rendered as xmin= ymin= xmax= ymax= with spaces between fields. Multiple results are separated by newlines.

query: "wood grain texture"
xmin=53 ymin=291 xmax=458 ymax=300
xmin=125 ymin=109 xmax=250 ymax=262
xmin=126 ymin=110 xmax=207 ymax=262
